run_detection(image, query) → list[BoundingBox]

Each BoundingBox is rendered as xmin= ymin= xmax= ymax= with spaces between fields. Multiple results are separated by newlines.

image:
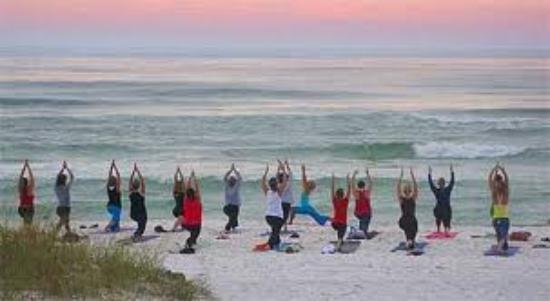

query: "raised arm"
xmin=284 ymin=160 xmax=292 ymax=178
xmin=65 ymin=161 xmax=74 ymax=187
xmin=128 ymin=168 xmax=136 ymax=192
xmin=234 ymin=164 xmax=242 ymax=182
xmin=113 ymin=162 xmax=121 ymax=192
xmin=448 ymin=164 xmax=455 ymax=191
xmin=173 ymin=167 xmax=180 ymax=193
xmin=498 ymin=165 xmax=508 ymax=185
xmin=331 ymin=173 xmax=336 ymax=199
xmin=410 ymin=168 xmax=418 ymax=200
xmin=366 ymin=168 xmax=373 ymax=191
xmin=301 ymin=164 xmax=308 ymax=190
xmin=428 ymin=166 xmax=436 ymax=192
xmin=351 ymin=170 xmax=358 ymax=197
xmin=188 ymin=170 xmax=197 ymax=190
xmin=277 ymin=159 xmax=285 ymax=175
xmin=498 ymin=165 xmax=510 ymax=200
xmin=26 ymin=161 xmax=35 ymax=189
xmin=135 ymin=165 xmax=145 ymax=194
xmin=396 ymin=168 xmax=403 ymax=201
xmin=194 ymin=174 xmax=201 ymax=198
xmin=224 ymin=165 xmax=233 ymax=182
xmin=19 ymin=161 xmax=28 ymax=193
xmin=19 ymin=160 xmax=27 ymax=180
xmin=58 ymin=161 xmax=66 ymax=177
xmin=261 ymin=164 xmax=269 ymax=194
xmin=345 ymin=173 xmax=351 ymax=199
xmin=107 ymin=161 xmax=114 ymax=188
xmin=488 ymin=165 xmax=497 ymax=191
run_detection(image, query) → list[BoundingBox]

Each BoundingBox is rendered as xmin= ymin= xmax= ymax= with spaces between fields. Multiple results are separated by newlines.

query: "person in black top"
xmin=129 ymin=163 xmax=147 ymax=242
xmin=396 ymin=167 xmax=419 ymax=250
xmin=428 ymin=164 xmax=455 ymax=234
xmin=170 ymin=166 xmax=185 ymax=231
xmin=105 ymin=160 xmax=122 ymax=232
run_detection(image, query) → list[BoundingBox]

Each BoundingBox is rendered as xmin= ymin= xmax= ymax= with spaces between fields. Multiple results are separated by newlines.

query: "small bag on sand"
xmin=510 ymin=231 xmax=532 ymax=241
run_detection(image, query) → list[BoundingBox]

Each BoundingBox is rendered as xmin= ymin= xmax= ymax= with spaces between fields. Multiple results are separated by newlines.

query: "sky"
xmin=0 ymin=0 xmax=548 ymax=52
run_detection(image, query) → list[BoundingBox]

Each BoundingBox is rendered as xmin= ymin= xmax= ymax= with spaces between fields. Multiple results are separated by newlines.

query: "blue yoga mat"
xmin=484 ymin=245 xmax=520 ymax=257
xmin=391 ymin=241 xmax=428 ymax=252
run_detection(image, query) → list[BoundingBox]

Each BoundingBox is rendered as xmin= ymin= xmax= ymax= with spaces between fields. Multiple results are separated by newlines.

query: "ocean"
xmin=0 ymin=54 xmax=548 ymax=227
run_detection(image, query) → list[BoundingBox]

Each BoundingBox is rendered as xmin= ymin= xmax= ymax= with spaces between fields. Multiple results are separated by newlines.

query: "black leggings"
xmin=399 ymin=216 xmax=418 ymax=241
xmin=131 ymin=213 xmax=147 ymax=237
xmin=183 ymin=224 xmax=201 ymax=247
xmin=172 ymin=205 xmax=182 ymax=218
xmin=223 ymin=204 xmax=240 ymax=231
xmin=282 ymin=203 xmax=291 ymax=224
xmin=55 ymin=206 xmax=71 ymax=232
xmin=355 ymin=213 xmax=371 ymax=235
xmin=331 ymin=222 xmax=347 ymax=240
xmin=434 ymin=204 xmax=452 ymax=229
xmin=265 ymin=216 xmax=284 ymax=249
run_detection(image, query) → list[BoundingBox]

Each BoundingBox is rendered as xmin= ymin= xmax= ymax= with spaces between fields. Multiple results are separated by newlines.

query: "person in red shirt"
xmin=18 ymin=160 xmax=35 ymax=226
xmin=351 ymin=168 xmax=373 ymax=238
xmin=330 ymin=173 xmax=351 ymax=249
xmin=180 ymin=170 xmax=203 ymax=253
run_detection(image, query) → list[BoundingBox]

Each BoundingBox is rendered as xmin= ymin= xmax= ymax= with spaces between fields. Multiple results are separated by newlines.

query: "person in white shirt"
xmin=260 ymin=164 xmax=288 ymax=250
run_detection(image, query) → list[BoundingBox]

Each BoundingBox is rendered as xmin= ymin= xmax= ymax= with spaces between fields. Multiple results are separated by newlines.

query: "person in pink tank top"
xmin=351 ymin=168 xmax=373 ymax=237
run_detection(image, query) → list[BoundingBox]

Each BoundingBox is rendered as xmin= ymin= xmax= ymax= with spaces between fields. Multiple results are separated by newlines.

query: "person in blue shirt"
xmin=289 ymin=164 xmax=329 ymax=226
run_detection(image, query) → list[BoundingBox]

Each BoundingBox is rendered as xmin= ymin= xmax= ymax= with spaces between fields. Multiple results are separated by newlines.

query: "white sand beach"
xmin=79 ymin=219 xmax=550 ymax=301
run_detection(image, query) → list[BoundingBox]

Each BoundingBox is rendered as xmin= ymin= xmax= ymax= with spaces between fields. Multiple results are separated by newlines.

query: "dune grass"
xmin=0 ymin=225 xmax=209 ymax=300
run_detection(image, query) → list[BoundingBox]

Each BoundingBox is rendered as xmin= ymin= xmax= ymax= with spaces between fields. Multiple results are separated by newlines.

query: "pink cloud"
xmin=1 ymin=0 xmax=547 ymax=45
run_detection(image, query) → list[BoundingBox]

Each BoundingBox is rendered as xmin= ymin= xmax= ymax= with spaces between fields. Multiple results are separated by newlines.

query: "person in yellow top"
xmin=488 ymin=163 xmax=510 ymax=252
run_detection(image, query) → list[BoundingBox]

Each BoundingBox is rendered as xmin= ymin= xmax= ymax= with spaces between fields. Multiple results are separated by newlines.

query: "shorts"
xmin=493 ymin=218 xmax=510 ymax=242
xmin=331 ymin=222 xmax=347 ymax=240
xmin=18 ymin=206 xmax=35 ymax=223
xmin=56 ymin=206 xmax=71 ymax=220
xmin=433 ymin=204 xmax=452 ymax=228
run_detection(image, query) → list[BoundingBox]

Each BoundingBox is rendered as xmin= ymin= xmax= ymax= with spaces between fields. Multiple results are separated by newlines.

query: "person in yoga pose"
xmin=289 ymin=164 xmax=329 ymax=226
xmin=331 ymin=173 xmax=351 ymax=249
xmin=488 ymin=163 xmax=510 ymax=252
xmin=180 ymin=170 xmax=203 ymax=253
xmin=54 ymin=161 xmax=74 ymax=235
xmin=277 ymin=160 xmax=295 ymax=232
xmin=223 ymin=163 xmax=242 ymax=233
xmin=259 ymin=164 xmax=288 ymax=250
xmin=128 ymin=163 xmax=147 ymax=242
xmin=17 ymin=160 xmax=35 ymax=226
xmin=105 ymin=160 xmax=122 ymax=232
xmin=396 ymin=168 xmax=419 ymax=250
xmin=170 ymin=166 xmax=185 ymax=232
xmin=351 ymin=168 xmax=373 ymax=237
xmin=429 ymin=164 xmax=455 ymax=234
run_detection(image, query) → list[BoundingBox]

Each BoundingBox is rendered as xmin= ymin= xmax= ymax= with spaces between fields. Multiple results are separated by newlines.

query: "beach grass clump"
xmin=0 ymin=225 xmax=208 ymax=300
